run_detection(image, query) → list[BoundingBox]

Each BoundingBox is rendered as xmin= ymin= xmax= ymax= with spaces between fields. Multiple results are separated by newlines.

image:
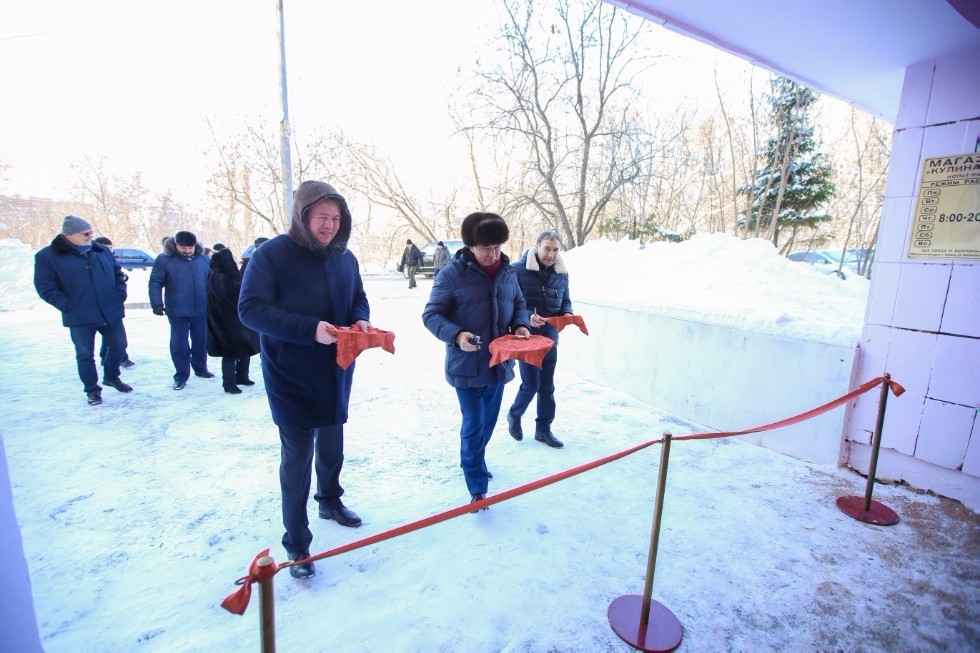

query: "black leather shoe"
xmin=87 ymin=391 xmax=102 ymax=405
xmin=121 ymin=359 xmax=136 ymax=369
xmin=237 ymin=378 xmax=255 ymax=386
xmin=318 ymin=503 xmax=362 ymax=528
xmin=195 ymin=369 xmax=215 ymax=378
xmin=287 ymin=551 xmax=315 ymax=579
xmin=534 ymin=430 xmax=564 ymax=448
xmin=507 ymin=412 xmax=523 ymax=441
xmin=104 ymin=377 xmax=133 ymax=393
xmin=172 ymin=381 xmax=186 ymax=391
xmin=224 ymin=385 xmax=242 ymax=394
xmin=470 ymin=493 xmax=488 ymax=513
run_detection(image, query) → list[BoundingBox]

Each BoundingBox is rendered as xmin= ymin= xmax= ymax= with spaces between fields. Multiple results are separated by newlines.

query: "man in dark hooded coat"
xmin=239 ymin=180 xmax=371 ymax=580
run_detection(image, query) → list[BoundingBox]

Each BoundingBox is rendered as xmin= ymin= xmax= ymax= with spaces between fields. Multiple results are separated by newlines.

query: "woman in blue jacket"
xmin=423 ymin=212 xmax=530 ymax=507
xmin=506 ymin=230 xmax=574 ymax=449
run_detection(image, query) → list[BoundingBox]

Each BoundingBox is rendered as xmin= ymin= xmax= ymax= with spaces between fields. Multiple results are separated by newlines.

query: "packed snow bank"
xmin=557 ymin=234 xmax=869 ymax=464
xmin=0 ymin=239 xmax=45 ymax=312
xmin=563 ymin=234 xmax=869 ymax=347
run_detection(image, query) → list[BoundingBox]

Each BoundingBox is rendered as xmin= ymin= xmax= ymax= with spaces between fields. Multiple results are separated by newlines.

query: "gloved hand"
xmin=152 ymin=305 xmax=165 ymax=316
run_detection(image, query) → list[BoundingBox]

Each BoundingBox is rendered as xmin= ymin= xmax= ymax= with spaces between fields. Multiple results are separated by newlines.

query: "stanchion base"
xmin=608 ymin=594 xmax=682 ymax=652
xmin=836 ymin=496 xmax=899 ymax=525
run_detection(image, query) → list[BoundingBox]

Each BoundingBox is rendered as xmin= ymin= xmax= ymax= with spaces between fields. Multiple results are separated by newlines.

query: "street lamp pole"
xmin=277 ymin=0 xmax=294 ymax=221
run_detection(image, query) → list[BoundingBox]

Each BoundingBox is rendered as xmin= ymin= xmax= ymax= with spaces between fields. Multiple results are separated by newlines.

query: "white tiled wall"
xmin=844 ymin=47 xmax=980 ymax=502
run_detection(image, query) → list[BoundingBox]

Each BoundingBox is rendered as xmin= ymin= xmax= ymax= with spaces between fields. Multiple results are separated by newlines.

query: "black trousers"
xmin=220 ymin=356 xmax=251 ymax=388
xmin=278 ymin=424 xmax=345 ymax=555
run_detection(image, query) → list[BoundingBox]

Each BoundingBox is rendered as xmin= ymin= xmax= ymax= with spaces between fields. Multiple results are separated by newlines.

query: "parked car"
xmin=113 ymin=248 xmax=156 ymax=271
xmin=787 ymin=249 xmax=858 ymax=279
xmin=406 ymin=240 xmax=466 ymax=278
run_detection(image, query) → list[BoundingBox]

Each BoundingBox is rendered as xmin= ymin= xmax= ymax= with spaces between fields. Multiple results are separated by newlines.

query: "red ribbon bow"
xmin=221 ymin=549 xmax=279 ymax=615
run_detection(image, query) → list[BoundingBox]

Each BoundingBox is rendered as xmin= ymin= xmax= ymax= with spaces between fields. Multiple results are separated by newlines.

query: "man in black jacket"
xmin=34 ymin=215 xmax=133 ymax=405
xmin=400 ymin=239 xmax=424 ymax=289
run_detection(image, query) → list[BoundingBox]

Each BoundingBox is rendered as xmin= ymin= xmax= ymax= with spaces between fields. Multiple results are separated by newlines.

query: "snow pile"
xmin=0 ymin=239 xmax=45 ymax=312
xmin=564 ymin=234 xmax=869 ymax=346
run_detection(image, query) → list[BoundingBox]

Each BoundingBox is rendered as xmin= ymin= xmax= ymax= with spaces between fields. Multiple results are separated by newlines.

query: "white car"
xmin=787 ymin=250 xmax=859 ymax=279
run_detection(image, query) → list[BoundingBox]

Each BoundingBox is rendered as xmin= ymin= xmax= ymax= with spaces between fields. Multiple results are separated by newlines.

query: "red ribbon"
xmin=488 ymin=334 xmax=555 ymax=368
xmin=221 ymin=375 xmax=902 ymax=614
xmin=326 ymin=326 xmax=396 ymax=370
xmin=540 ymin=314 xmax=589 ymax=335
xmin=221 ymin=549 xmax=280 ymax=615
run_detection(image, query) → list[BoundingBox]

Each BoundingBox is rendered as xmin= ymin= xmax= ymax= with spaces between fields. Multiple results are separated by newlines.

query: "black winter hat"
xmin=212 ymin=243 xmax=226 ymax=251
xmin=174 ymin=231 xmax=197 ymax=247
xmin=460 ymin=212 xmax=509 ymax=247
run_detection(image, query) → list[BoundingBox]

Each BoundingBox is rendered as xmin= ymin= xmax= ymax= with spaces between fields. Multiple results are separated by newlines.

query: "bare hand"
xmin=315 ymin=321 xmax=338 ymax=345
xmin=353 ymin=319 xmax=372 ymax=332
xmin=529 ymin=313 xmax=544 ymax=327
xmin=457 ymin=331 xmax=480 ymax=352
xmin=514 ymin=326 xmax=530 ymax=339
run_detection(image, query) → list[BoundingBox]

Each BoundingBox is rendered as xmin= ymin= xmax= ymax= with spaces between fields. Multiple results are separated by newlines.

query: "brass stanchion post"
xmin=608 ymin=433 xmax=682 ymax=652
xmin=258 ymin=555 xmax=276 ymax=653
xmin=837 ymin=373 xmax=900 ymax=525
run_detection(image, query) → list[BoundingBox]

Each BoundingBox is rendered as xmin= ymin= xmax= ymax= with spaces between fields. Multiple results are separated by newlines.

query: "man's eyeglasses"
xmin=80 ymin=231 xmax=94 ymax=237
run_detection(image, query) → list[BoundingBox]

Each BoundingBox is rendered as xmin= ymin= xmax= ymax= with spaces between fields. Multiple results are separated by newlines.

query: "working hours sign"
xmin=907 ymin=154 xmax=980 ymax=259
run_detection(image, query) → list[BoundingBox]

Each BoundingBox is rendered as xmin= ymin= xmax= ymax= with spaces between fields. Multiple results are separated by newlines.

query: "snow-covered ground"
xmin=1 ymin=236 xmax=976 ymax=651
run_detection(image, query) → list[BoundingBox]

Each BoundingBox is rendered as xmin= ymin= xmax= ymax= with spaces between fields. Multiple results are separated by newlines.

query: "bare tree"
xmin=205 ymin=119 xmax=340 ymax=238
xmin=467 ymin=0 xmax=657 ymax=248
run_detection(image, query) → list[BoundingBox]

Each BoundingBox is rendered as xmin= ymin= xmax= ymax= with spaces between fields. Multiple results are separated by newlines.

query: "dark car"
xmin=113 ymin=248 xmax=156 ymax=271
xmin=405 ymin=240 xmax=465 ymax=278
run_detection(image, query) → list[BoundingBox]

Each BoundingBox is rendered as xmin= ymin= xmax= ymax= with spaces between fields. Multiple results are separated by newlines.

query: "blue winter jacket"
xmin=148 ymin=240 xmax=210 ymax=317
xmin=34 ymin=236 xmax=127 ymax=327
xmin=511 ymin=248 xmax=573 ymax=342
xmin=238 ymin=181 xmax=370 ymax=429
xmin=422 ymin=248 xmax=530 ymax=388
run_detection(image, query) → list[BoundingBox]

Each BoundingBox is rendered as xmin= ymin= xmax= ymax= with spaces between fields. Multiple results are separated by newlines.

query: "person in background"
xmin=506 ymin=230 xmax=573 ymax=449
xmin=239 ymin=180 xmax=371 ymax=580
xmin=400 ymin=239 xmax=424 ymax=289
xmin=432 ymin=240 xmax=451 ymax=277
xmin=240 ymin=237 xmax=269 ymax=273
xmin=93 ymin=236 xmax=135 ymax=369
xmin=34 ymin=216 xmax=133 ymax=405
xmin=422 ymin=212 xmax=530 ymax=508
xmin=206 ymin=247 xmax=260 ymax=394
xmin=149 ymin=231 xmax=214 ymax=390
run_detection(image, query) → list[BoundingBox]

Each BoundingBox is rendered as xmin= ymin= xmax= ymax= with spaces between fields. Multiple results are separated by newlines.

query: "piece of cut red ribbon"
xmin=326 ymin=326 xmax=396 ymax=370
xmin=221 ymin=375 xmax=903 ymax=615
xmin=221 ymin=549 xmax=279 ymax=615
xmin=488 ymin=334 xmax=555 ymax=368
xmin=540 ymin=314 xmax=589 ymax=335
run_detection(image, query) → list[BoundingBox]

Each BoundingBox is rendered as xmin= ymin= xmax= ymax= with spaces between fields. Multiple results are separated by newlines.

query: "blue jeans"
xmin=167 ymin=315 xmax=208 ymax=383
xmin=455 ymin=383 xmax=504 ymax=496
xmin=69 ymin=320 xmax=127 ymax=393
xmin=278 ymin=425 xmax=345 ymax=555
xmin=509 ymin=344 xmax=558 ymax=431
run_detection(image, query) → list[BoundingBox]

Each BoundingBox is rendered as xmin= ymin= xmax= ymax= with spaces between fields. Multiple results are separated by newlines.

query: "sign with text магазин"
xmin=907 ymin=154 xmax=980 ymax=260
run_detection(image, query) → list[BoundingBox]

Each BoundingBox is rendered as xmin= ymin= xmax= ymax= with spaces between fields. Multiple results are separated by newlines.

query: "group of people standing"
xmin=33 ymin=184 xmax=575 ymax=583
xmin=34 ymin=219 xmax=264 ymax=402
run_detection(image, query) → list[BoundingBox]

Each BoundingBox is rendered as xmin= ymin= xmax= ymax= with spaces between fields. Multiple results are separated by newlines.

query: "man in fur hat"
xmin=34 ymin=215 xmax=133 ymax=405
xmin=149 ymin=230 xmax=214 ymax=390
xmin=239 ymin=180 xmax=372 ymax=580
xmin=422 ymin=212 xmax=530 ymax=508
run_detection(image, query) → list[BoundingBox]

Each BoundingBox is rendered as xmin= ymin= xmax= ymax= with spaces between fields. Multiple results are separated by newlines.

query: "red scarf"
xmin=479 ymin=259 xmax=502 ymax=277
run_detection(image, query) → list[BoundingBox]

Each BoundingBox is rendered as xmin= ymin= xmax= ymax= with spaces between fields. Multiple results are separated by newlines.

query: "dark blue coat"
xmin=511 ymin=249 xmax=573 ymax=342
xmin=422 ymin=249 xmax=530 ymax=388
xmin=239 ymin=234 xmax=370 ymax=429
xmin=34 ymin=236 xmax=127 ymax=327
xmin=148 ymin=240 xmax=210 ymax=317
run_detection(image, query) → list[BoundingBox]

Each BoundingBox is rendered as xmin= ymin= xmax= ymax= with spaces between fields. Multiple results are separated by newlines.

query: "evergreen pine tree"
xmin=739 ymin=77 xmax=836 ymax=249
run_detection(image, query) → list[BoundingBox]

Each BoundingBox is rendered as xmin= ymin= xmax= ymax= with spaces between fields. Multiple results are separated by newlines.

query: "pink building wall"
xmin=843 ymin=46 xmax=980 ymax=509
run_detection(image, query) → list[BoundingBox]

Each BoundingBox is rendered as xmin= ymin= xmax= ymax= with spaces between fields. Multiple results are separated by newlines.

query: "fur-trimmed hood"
xmin=287 ymin=180 xmax=352 ymax=252
xmin=524 ymin=247 xmax=567 ymax=274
